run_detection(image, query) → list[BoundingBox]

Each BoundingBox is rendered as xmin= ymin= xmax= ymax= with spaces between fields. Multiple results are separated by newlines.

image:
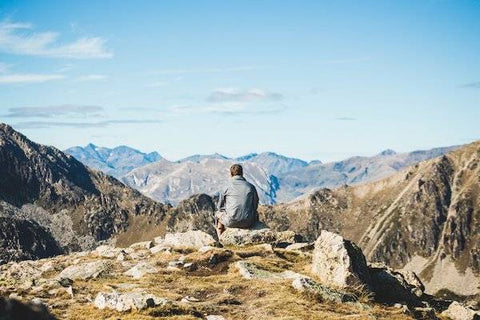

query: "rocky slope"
xmin=0 ymin=123 xmax=169 ymax=262
xmin=3 ymin=228 xmax=473 ymax=320
xmin=259 ymin=141 xmax=480 ymax=296
xmin=64 ymin=144 xmax=162 ymax=178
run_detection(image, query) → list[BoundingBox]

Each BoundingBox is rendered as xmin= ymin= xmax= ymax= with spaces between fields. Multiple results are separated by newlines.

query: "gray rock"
xmin=311 ymin=230 xmax=371 ymax=288
xmin=124 ymin=262 xmax=158 ymax=279
xmin=162 ymin=230 xmax=216 ymax=249
xmin=206 ymin=316 xmax=227 ymax=320
xmin=441 ymin=301 xmax=480 ymax=320
xmin=129 ymin=241 xmax=154 ymax=250
xmin=235 ymin=260 xmax=302 ymax=281
xmin=94 ymin=291 xmax=168 ymax=311
xmin=58 ymin=261 xmax=110 ymax=280
xmin=150 ymin=244 xmax=170 ymax=254
xmin=220 ymin=221 xmax=297 ymax=246
xmin=183 ymin=262 xmax=197 ymax=272
xmin=368 ymin=264 xmax=424 ymax=305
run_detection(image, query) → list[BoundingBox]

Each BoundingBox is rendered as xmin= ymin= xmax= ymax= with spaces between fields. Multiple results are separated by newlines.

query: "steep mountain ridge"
xmin=0 ymin=124 xmax=169 ymax=260
xmin=260 ymin=141 xmax=480 ymax=295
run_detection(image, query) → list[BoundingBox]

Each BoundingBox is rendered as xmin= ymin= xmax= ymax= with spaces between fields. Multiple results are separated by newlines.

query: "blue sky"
xmin=0 ymin=0 xmax=479 ymax=162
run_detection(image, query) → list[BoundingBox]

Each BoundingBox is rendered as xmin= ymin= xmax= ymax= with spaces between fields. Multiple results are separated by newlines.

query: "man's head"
xmin=230 ymin=164 xmax=243 ymax=177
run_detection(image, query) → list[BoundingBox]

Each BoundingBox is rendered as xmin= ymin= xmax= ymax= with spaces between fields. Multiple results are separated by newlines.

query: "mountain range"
xmin=65 ymin=143 xmax=459 ymax=205
xmin=2 ymin=123 xmax=479 ymax=297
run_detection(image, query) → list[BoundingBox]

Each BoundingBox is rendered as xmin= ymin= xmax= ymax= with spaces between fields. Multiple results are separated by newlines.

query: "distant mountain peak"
xmin=379 ymin=149 xmax=397 ymax=156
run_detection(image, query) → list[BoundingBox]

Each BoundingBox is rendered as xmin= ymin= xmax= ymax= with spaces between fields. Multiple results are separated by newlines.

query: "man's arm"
xmin=218 ymin=187 xmax=228 ymax=211
xmin=253 ymin=186 xmax=259 ymax=221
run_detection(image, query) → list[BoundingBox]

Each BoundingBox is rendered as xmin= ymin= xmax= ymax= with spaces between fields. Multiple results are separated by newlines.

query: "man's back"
xmin=219 ymin=175 xmax=259 ymax=228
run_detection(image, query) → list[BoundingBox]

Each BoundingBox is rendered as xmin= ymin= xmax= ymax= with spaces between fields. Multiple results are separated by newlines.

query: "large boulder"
xmin=0 ymin=297 xmax=55 ymax=320
xmin=94 ymin=291 xmax=168 ymax=312
xmin=368 ymin=264 xmax=424 ymax=305
xmin=160 ymin=230 xmax=216 ymax=249
xmin=58 ymin=260 xmax=111 ymax=280
xmin=220 ymin=221 xmax=297 ymax=246
xmin=311 ymin=230 xmax=371 ymax=288
xmin=441 ymin=301 xmax=480 ymax=320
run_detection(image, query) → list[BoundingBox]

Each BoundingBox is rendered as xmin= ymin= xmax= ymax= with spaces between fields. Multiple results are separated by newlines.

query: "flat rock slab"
xmin=291 ymin=277 xmax=358 ymax=304
xmin=58 ymin=260 xmax=111 ymax=280
xmin=162 ymin=230 xmax=216 ymax=249
xmin=94 ymin=291 xmax=168 ymax=312
xmin=124 ymin=262 xmax=158 ymax=279
xmin=441 ymin=301 xmax=480 ymax=320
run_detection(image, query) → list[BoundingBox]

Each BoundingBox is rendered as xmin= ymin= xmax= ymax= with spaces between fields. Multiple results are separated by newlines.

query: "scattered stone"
xmin=312 ymin=230 xmax=371 ymax=288
xmin=65 ymin=286 xmax=74 ymax=298
xmin=58 ymin=261 xmax=110 ymax=280
xmin=116 ymin=251 xmax=127 ymax=261
xmin=183 ymin=262 xmax=197 ymax=272
xmin=162 ymin=230 xmax=216 ymax=249
xmin=168 ymin=260 xmax=184 ymax=268
xmin=94 ymin=291 xmax=168 ymax=312
xmin=235 ymin=261 xmax=302 ymax=281
xmin=285 ymin=242 xmax=314 ymax=251
xmin=129 ymin=241 xmax=154 ymax=250
xmin=0 ymin=296 xmax=55 ymax=320
xmin=58 ymin=277 xmax=73 ymax=288
xmin=124 ymin=262 xmax=158 ymax=279
xmin=441 ymin=301 xmax=480 ymax=320
xmin=206 ymin=316 xmax=227 ymax=320
xmin=154 ymin=236 xmax=164 ymax=244
xmin=220 ymin=221 xmax=297 ymax=246
xmin=291 ymin=277 xmax=357 ymax=303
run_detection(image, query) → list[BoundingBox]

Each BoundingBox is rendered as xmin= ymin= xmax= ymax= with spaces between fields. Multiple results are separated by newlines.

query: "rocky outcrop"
xmin=220 ymin=221 xmax=298 ymax=246
xmin=312 ymin=230 xmax=371 ymax=288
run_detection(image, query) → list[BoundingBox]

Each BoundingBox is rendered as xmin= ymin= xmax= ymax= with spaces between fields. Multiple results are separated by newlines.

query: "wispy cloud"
xmin=460 ymin=81 xmax=480 ymax=89
xmin=207 ymin=88 xmax=283 ymax=103
xmin=75 ymin=74 xmax=108 ymax=82
xmin=336 ymin=117 xmax=357 ymax=121
xmin=0 ymin=20 xmax=112 ymax=59
xmin=5 ymin=105 xmax=103 ymax=118
xmin=171 ymin=102 xmax=287 ymax=116
xmin=13 ymin=119 xmax=162 ymax=129
xmin=0 ymin=73 xmax=65 ymax=84
xmin=151 ymin=66 xmax=260 ymax=75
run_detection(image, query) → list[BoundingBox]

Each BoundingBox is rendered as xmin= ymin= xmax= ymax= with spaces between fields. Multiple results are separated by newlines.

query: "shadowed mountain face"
xmin=0 ymin=124 xmax=169 ymax=261
xmin=260 ymin=141 xmax=480 ymax=295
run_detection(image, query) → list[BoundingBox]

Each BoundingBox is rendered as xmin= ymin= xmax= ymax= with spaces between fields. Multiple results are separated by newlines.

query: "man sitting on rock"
xmin=215 ymin=164 xmax=259 ymax=237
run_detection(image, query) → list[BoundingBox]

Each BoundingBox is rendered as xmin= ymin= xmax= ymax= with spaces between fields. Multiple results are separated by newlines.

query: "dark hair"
xmin=230 ymin=164 xmax=243 ymax=176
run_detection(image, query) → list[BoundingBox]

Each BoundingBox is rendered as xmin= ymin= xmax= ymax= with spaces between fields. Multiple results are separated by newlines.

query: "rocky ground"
xmin=1 ymin=226 xmax=477 ymax=320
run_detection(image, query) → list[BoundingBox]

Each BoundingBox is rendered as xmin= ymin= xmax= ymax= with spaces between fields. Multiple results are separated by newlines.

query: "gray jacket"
xmin=218 ymin=175 xmax=259 ymax=228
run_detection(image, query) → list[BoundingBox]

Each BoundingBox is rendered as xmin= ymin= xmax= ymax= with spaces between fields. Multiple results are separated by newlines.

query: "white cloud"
xmin=75 ymin=74 xmax=108 ymax=82
xmin=6 ymin=105 xmax=103 ymax=118
xmin=0 ymin=73 xmax=65 ymax=84
xmin=170 ymin=102 xmax=287 ymax=116
xmin=207 ymin=88 xmax=283 ymax=103
xmin=0 ymin=20 xmax=112 ymax=59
